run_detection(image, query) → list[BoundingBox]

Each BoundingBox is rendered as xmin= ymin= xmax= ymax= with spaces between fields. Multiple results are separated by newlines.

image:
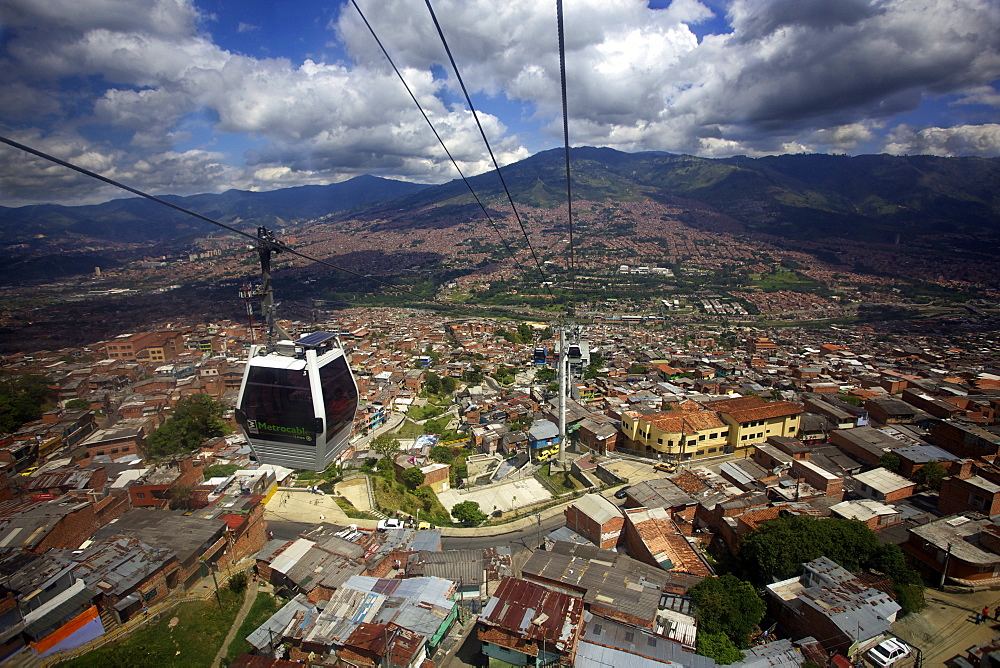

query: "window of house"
xmin=136 ymin=492 xmax=145 ymax=499
xmin=970 ymin=493 xmax=986 ymax=510
xmin=741 ymin=434 xmax=748 ymax=441
xmin=697 ymin=450 xmax=705 ymax=456
xmin=687 ymin=439 xmax=696 ymax=446
xmin=708 ymin=447 xmax=717 ymax=453
xmin=657 ymin=438 xmax=663 ymax=444
xmin=111 ymin=448 xmax=118 ymax=454
xmin=698 ymin=434 xmax=706 ymax=441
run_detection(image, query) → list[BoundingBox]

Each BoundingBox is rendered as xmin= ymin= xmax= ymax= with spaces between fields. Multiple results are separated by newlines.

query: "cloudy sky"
xmin=1 ymin=0 xmax=998 ymax=205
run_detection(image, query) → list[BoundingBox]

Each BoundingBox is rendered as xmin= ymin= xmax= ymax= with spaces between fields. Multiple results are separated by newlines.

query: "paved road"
xmin=442 ymin=513 xmax=565 ymax=551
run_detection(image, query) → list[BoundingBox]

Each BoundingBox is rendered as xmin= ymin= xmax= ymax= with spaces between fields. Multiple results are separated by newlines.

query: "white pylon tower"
xmin=556 ymin=324 xmax=587 ymax=470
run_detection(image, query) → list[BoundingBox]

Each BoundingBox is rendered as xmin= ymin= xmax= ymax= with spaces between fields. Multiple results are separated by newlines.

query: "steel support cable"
xmin=422 ymin=0 xmax=554 ymax=296
xmin=0 ymin=134 xmax=420 ymax=294
xmin=556 ymin=0 xmax=575 ymax=285
xmin=349 ymin=0 xmax=525 ymax=274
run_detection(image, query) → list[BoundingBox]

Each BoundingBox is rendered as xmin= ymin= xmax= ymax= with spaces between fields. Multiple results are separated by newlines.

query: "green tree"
xmin=516 ymin=322 xmax=532 ymax=343
xmin=689 ymin=574 xmax=766 ymax=648
xmin=375 ymin=456 xmax=395 ymax=479
xmin=914 ymin=460 xmax=946 ymax=490
xmin=429 ymin=446 xmax=456 ymax=465
xmin=144 ymin=394 xmax=227 ymax=459
xmin=402 ymin=467 xmax=426 ymax=490
xmin=696 ymin=631 xmax=743 ymax=665
xmin=64 ymin=398 xmax=92 ymax=411
xmin=627 ymin=364 xmax=648 ymax=375
xmin=228 ymin=571 xmax=248 ymax=594
xmin=536 ymin=368 xmax=557 ymax=382
xmin=877 ymin=453 xmax=901 ymax=472
xmin=423 ymin=372 xmax=442 ymax=395
xmin=738 ymin=515 xmax=880 ymax=584
xmin=167 ymin=484 xmax=195 ymax=510
xmin=371 ymin=434 xmax=401 ymax=461
xmin=0 ymin=374 xmax=53 ymax=434
xmin=584 ymin=352 xmax=606 ymax=379
xmin=451 ymin=500 xmax=487 ymax=525
xmin=441 ymin=375 xmax=457 ymax=394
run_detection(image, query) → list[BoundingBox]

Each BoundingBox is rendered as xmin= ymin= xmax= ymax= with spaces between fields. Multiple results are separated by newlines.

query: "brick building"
xmin=564 ymin=493 xmax=624 ymax=549
xmin=905 ymin=515 xmax=1000 ymax=587
xmin=938 ymin=461 xmax=1000 ymax=516
xmin=767 ymin=557 xmax=900 ymax=657
xmin=852 ymin=468 xmax=916 ymax=503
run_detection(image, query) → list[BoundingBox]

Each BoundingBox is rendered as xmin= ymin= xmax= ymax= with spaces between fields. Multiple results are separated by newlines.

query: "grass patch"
xmin=751 ymin=269 xmax=827 ymax=293
xmin=334 ymin=495 xmax=379 ymax=520
xmin=372 ymin=476 xmax=452 ymax=525
xmin=393 ymin=419 xmax=427 ymax=439
xmin=63 ymin=588 xmax=243 ymax=668
xmin=224 ymin=593 xmax=283 ymax=664
xmin=536 ymin=463 xmax=586 ymax=494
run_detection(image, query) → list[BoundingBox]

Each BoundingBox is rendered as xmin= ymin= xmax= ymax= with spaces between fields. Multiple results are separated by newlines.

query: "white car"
xmin=866 ymin=638 xmax=911 ymax=667
xmin=377 ymin=518 xmax=404 ymax=532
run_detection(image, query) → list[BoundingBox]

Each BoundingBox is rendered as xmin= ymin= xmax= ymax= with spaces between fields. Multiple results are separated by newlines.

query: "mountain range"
xmin=1 ymin=147 xmax=998 ymax=256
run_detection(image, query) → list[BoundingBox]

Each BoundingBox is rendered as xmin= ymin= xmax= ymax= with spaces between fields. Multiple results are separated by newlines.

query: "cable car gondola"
xmin=236 ymin=332 xmax=359 ymax=471
xmin=234 ymin=228 xmax=360 ymax=471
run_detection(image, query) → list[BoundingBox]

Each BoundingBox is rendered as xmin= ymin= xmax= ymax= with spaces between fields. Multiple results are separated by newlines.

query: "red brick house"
xmin=938 ymin=463 xmax=1000 ymax=516
xmin=564 ymin=493 xmax=624 ymax=549
xmin=905 ymin=515 xmax=1000 ymax=587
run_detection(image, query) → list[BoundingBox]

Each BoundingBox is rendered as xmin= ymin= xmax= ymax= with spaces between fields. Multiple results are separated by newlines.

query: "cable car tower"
xmin=234 ymin=227 xmax=360 ymax=471
xmin=555 ymin=324 xmax=588 ymax=470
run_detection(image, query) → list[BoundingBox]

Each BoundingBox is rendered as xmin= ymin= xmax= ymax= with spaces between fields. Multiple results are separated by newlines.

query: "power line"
xmin=349 ymin=0 xmax=526 ymax=275
xmin=0 ymin=134 xmax=416 ymax=294
xmin=422 ymin=0 xmax=553 ymax=293
xmin=556 ymin=0 xmax=576 ymax=285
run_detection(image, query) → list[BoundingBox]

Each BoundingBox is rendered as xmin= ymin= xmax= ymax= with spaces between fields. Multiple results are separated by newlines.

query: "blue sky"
xmin=1 ymin=0 xmax=998 ymax=205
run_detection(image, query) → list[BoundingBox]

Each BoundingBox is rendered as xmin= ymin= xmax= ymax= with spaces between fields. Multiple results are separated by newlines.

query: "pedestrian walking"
xmin=994 ymin=606 xmax=1000 ymax=621
xmin=982 ymin=606 xmax=990 ymax=623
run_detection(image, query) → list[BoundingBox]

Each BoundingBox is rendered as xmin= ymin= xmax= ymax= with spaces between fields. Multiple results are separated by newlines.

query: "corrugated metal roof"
xmin=270 ymin=538 xmax=314 ymax=575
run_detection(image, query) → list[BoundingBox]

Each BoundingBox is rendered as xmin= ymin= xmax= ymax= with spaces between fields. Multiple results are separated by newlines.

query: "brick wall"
xmin=34 ymin=492 xmax=130 ymax=552
xmin=563 ymin=504 xmax=623 ymax=549
xmin=938 ymin=476 xmax=1000 ymax=516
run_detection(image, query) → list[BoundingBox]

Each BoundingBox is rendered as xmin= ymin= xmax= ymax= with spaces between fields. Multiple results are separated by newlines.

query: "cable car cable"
xmin=556 ymin=0 xmax=575 ymax=285
xmin=423 ymin=0 xmax=554 ymax=297
xmin=349 ymin=0 xmax=526 ymax=275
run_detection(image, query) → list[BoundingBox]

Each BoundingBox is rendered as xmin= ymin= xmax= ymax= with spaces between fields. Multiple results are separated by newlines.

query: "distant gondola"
xmin=235 ymin=331 xmax=359 ymax=471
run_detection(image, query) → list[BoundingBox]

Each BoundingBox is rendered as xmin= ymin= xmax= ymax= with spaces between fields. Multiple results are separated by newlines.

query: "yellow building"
xmin=620 ymin=407 xmax=729 ymax=461
xmin=702 ymin=396 xmax=802 ymax=453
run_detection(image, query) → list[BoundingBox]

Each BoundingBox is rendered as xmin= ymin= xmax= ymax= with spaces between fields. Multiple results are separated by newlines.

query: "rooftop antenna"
xmin=254 ymin=226 xmax=292 ymax=345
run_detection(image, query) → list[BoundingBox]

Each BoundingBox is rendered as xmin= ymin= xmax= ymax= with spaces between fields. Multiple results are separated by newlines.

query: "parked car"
xmin=653 ymin=462 xmax=678 ymax=473
xmin=614 ymin=486 xmax=631 ymax=499
xmin=866 ymin=638 xmax=911 ymax=667
xmin=417 ymin=521 xmax=433 ymax=530
xmin=377 ymin=518 xmax=404 ymax=532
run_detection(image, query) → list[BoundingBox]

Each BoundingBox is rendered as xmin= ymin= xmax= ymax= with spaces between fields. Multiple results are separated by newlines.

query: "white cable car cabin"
xmin=235 ymin=331 xmax=359 ymax=471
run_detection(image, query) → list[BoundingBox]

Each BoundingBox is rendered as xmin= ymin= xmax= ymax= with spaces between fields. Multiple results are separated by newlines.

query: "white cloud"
xmin=1 ymin=0 xmax=998 ymax=204
xmin=883 ymin=124 xmax=1000 ymax=157
xmin=952 ymin=85 xmax=1000 ymax=108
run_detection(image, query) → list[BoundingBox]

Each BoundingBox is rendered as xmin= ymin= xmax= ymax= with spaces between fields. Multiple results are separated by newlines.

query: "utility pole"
xmin=939 ymin=542 xmax=952 ymax=590
xmin=557 ymin=327 xmax=567 ymax=469
xmin=209 ymin=561 xmax=221 ymax=608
